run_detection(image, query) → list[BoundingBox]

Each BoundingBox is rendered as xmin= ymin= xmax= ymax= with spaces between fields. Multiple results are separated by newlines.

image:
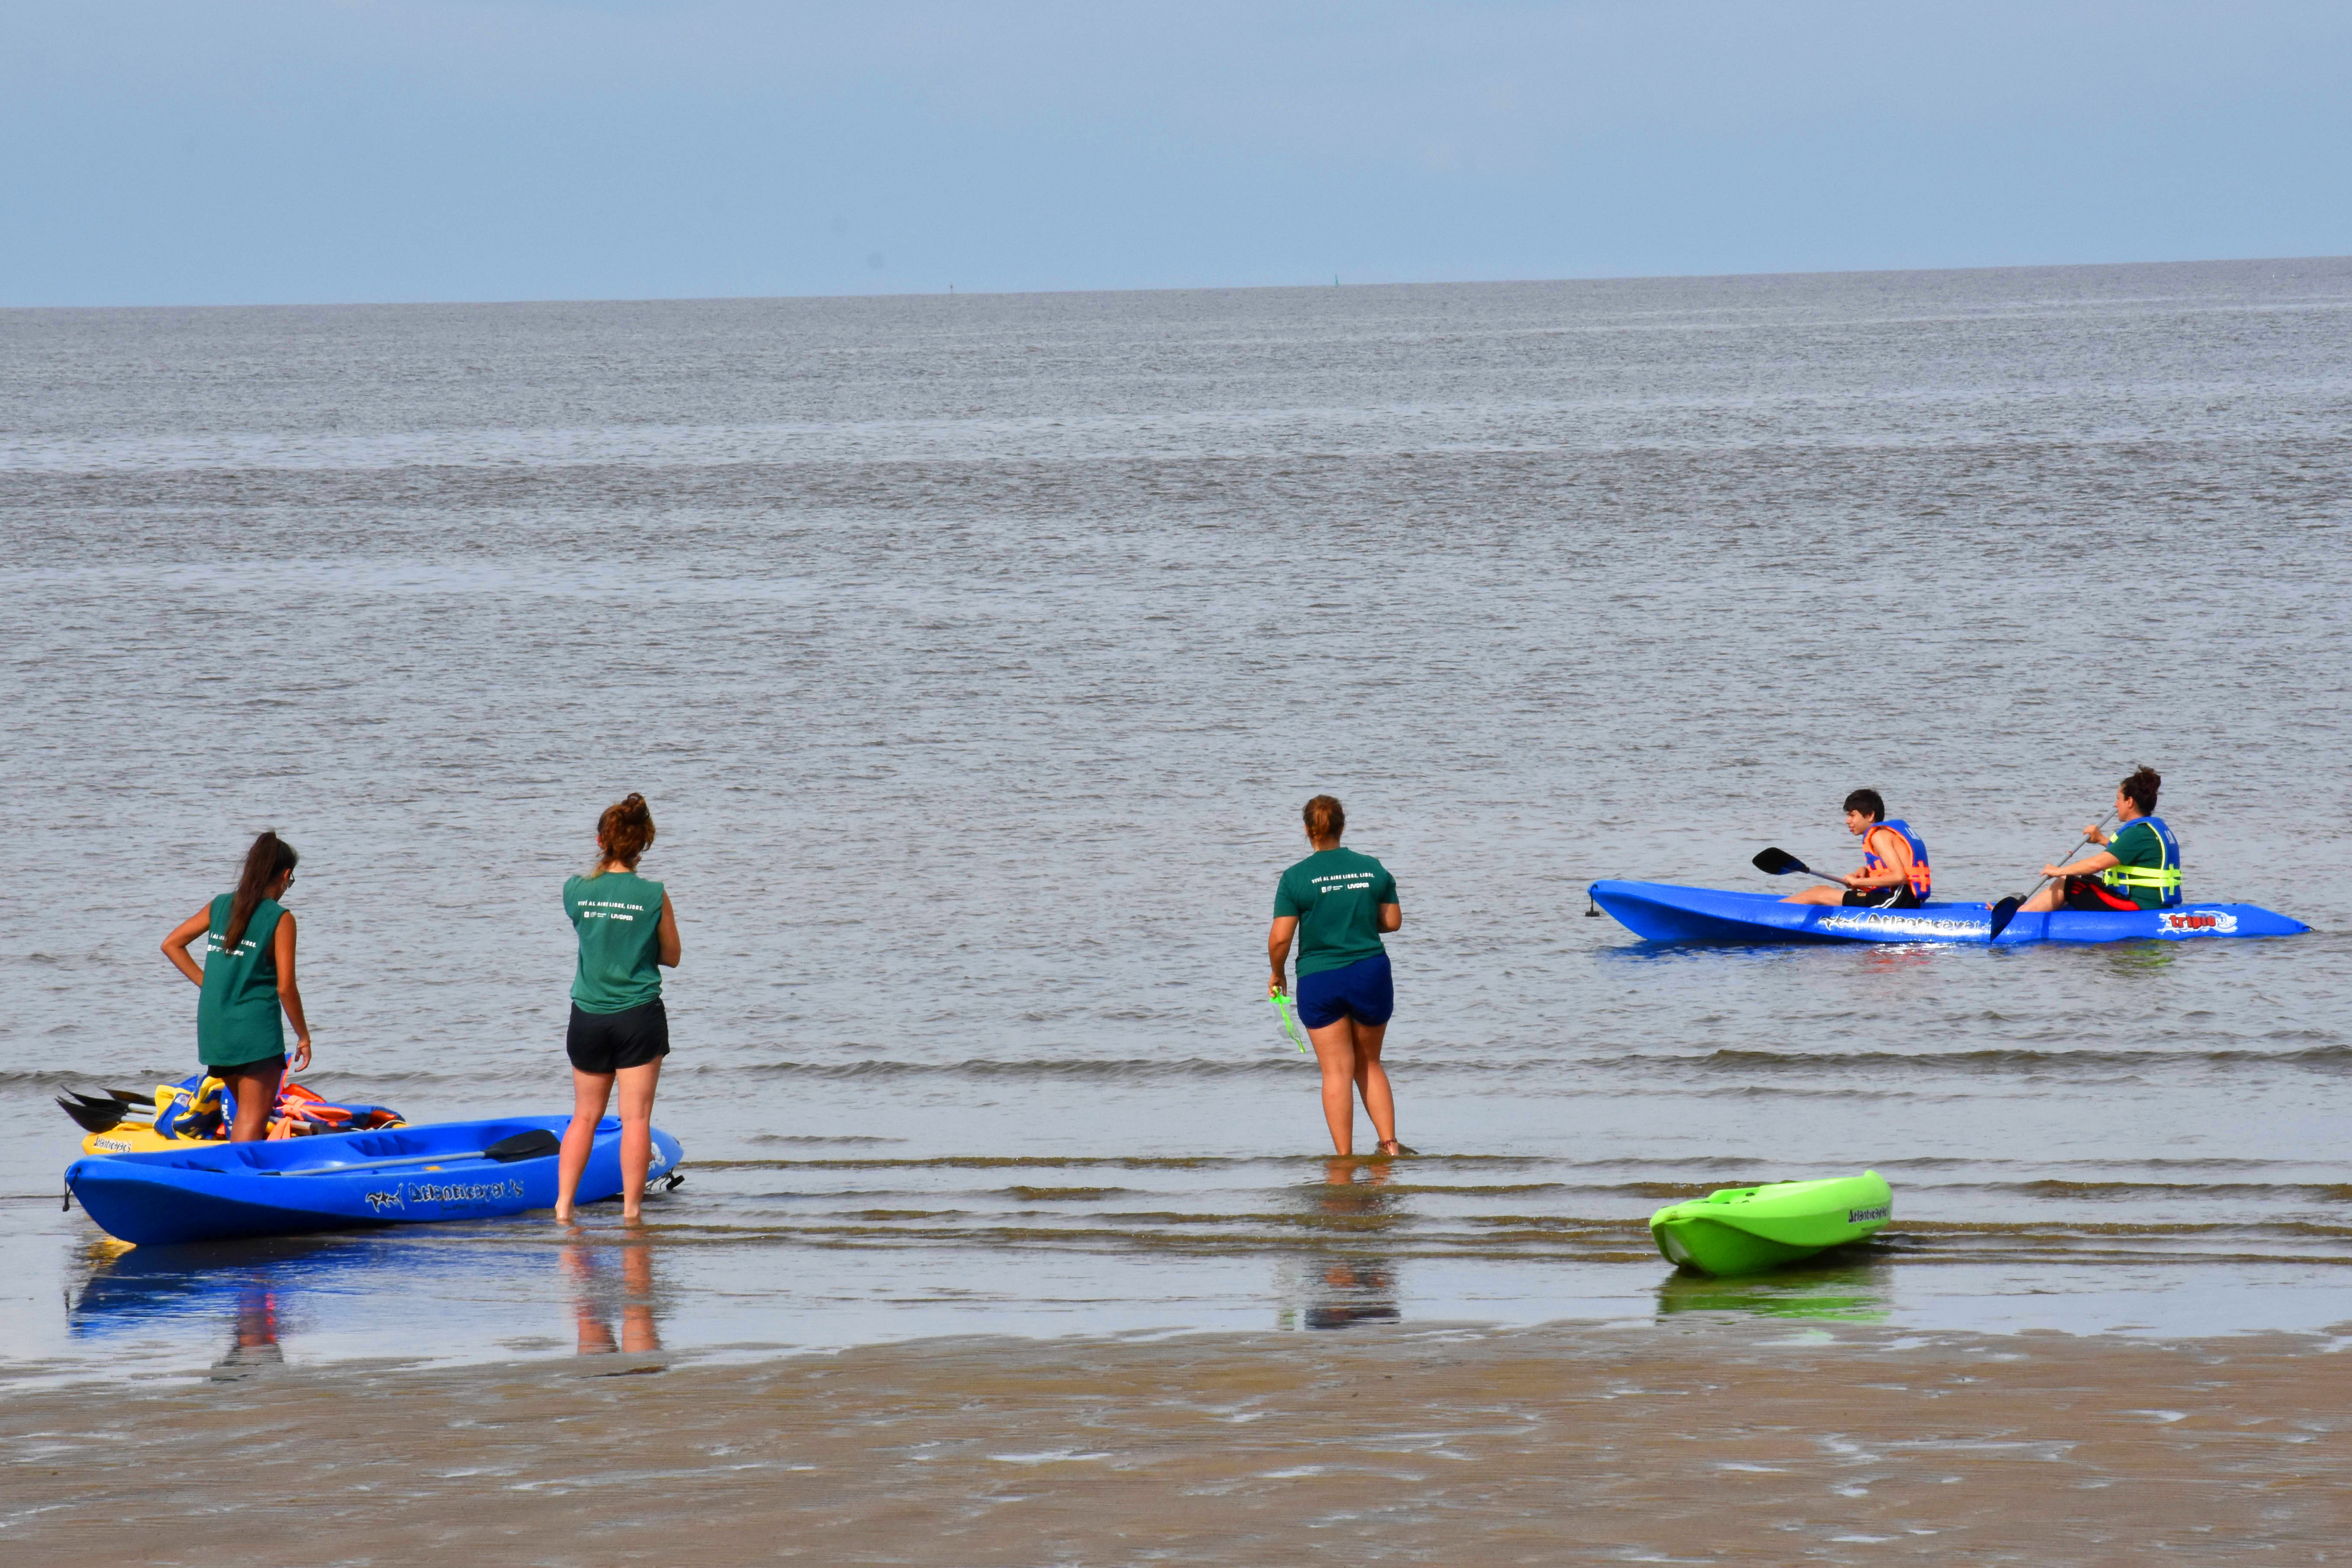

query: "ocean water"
xmin=3 ymin=260 xmax=2349 ymax=1383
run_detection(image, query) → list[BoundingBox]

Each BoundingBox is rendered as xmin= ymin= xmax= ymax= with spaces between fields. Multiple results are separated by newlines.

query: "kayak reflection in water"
xmin=1268 ymin=796 xmax=1408 ymax=1157
xmin=564 ymin=1234 xmax=661 ymax=1356
xmin=2012 ymin=766 xmax=2181 ymax=915
xmin=1779 ymin=790 xmax=1931 ymax=911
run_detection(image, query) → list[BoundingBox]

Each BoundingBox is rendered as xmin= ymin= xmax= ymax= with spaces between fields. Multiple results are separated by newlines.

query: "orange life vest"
xmin=1860 ymin=819 xmax=1932 ymax=900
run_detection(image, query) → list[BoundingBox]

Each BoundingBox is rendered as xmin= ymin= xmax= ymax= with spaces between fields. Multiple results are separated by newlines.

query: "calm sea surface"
xmin=3 ymin=261 xmax=2349 ymax=1383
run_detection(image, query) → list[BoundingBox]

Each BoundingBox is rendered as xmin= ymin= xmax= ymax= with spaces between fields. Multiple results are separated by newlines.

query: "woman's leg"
xmin=1780 ymin=884 xmax=1846 ymax=906
xmin=2016 ymin=880 xmax=2066 ymax=913
xmin=1350 ymin=1021 xmax=1397 ymax=1149
xmin=554 ymin=1069 xmax=614 ymax=1223
xmin=220 ymin=1062 xmax=284 ymax=1143
xmin=1308 ymin=1017 xmax=1362 ymax=1155
xmin=612 ymin=1060 xmax=662 ymax=1222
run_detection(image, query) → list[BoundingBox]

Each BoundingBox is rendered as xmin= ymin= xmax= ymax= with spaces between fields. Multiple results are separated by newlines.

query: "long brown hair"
xmin=1303 ymin=794 xmax=1345 ymax=842
xmin=223 ymin=831 xmax=298 ymax=955
xmin=591 ymin=793 xmax=657 ymax=875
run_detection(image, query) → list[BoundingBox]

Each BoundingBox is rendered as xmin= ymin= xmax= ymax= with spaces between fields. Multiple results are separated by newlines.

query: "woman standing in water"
xmin=1268 ymin=795 xmax=1407 ymax=1157
xmin=160 ymin=831 xmax=311 ymax=1142
xmin=555 ymin=793 xmax=681 ymax=1224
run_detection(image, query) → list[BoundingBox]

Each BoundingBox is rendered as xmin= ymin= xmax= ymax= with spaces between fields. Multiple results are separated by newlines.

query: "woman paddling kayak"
xmin=2013 ymin=766 xmax=2181 ymax=914
xmin=159 ymin=831 xmax=313 ymax=1143
xmin=554 ymin=793 xmax=681 ymax=1224
xmin=1267 ymin=796 xmax=1407 ymax=1157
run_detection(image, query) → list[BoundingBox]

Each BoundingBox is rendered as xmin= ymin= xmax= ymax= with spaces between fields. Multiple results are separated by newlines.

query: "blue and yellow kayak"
xmin=65 ymin=1116 xmax=681 ymax=1246
xmin=1590 ymin=881 xmax=2309 ymax=946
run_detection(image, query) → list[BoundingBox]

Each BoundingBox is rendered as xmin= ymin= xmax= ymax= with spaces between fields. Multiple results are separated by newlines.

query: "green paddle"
xmin=1269 ymin=993 xmax=1309 ymax=1054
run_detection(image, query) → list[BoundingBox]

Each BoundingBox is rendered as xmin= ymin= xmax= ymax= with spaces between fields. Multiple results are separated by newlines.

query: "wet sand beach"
xmin=6 ymin=1321 xmax=2347 ymax=1564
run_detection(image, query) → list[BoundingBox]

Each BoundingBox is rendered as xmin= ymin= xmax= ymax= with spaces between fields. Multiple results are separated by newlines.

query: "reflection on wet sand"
xmin=213 ymin=1278 xmax=284 ymax=1379
xmin=562 ymin=1228 xmax=663 ymax=1356
xmin=1654 ymin=1256 xmax=1892 ymax=1323
xmin=1282 ymin=1157 xmax=1403 ymax=1330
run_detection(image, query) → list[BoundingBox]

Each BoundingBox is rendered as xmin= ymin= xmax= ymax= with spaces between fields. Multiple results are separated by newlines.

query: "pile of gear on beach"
xmin=56 ymin=1074 xmax=404 ymax=1155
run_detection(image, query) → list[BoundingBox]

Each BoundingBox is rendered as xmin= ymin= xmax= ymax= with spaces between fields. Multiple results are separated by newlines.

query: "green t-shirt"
xmin=2105 ymin=819 xmax=2176 ymax=910
xmin=564 ymin=871 xmax=666 ymax=1013
xmin=1274 ymin=847 xmax=1399 ymax=978
xmin=197 ymin=891 xmax=286 ymax=1068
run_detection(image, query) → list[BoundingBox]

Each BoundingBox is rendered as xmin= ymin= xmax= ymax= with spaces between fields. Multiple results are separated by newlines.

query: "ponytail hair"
xmin=1303 ymin=794 xmax=1346 ymax=842
xmin=593 ymin=793 xmax=657 ymax=873
xmin=223 ymin=831 xmax=298 ymax=955
xmin=2121 ymin=765 xmax=2161 ymax=815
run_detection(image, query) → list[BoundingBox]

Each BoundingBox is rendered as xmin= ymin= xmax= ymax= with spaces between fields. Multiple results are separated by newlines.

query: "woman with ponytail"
xmin=160 ymin=831 xmax=312 ymax=1142
xmin=555 ymin=793 xmax=681 ymax=1223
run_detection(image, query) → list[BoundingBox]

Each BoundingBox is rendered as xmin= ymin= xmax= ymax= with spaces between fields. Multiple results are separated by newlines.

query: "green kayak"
xmin=1649 ymin=1171 xmax=1892 ymax=1276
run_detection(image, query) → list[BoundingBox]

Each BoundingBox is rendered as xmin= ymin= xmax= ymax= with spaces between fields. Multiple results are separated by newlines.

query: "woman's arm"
xmin=1378 ymin=902 xmax=1403 ymax=933
xmin=657 ymin=893 xmax=682 ymax=968
xmin=2044 ymin=850 xmax=2121 ymax=880
xmin=162 ymin=908 xmax=211 ymax=987
xmin=1266 ymin=915 xmax=1297 ymax=997
xmin=275 ymin=912 xmax=311 ymax=1071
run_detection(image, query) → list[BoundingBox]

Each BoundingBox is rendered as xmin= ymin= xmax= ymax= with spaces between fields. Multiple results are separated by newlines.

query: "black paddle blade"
xmin=1752 ymin=847 xmax=1807 ymax=877
xmin=486 ymin=1129 xmax=562 ymax=1163
xmin=56 ymin=1095 xmax=126 ymax=1133
xmin=1986 ymin=897 xmax=2022 ymax=942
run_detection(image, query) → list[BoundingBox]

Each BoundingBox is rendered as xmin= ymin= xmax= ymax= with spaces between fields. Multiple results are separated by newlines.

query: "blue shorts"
xmin=1295 ymin=952 xmax=1394 ymax=1031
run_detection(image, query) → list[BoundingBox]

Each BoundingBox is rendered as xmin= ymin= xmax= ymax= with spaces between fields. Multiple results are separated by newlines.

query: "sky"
xmin=3 ymin=0 xmax=2349 ymax=306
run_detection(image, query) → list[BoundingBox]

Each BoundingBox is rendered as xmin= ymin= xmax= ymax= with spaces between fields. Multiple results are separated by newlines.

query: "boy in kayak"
xmin=1780 ymin=790 xmax=1933 ymax=909
xmin=2013 ymin=765 xmax=2180 ymax=913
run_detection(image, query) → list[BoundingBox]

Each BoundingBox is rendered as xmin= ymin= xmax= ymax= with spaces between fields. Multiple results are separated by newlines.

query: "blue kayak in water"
xmin=64 ymin=1115 xmax=682 ymax=1246
xmin=1590 ymin=880 xmax=2310 ymax=946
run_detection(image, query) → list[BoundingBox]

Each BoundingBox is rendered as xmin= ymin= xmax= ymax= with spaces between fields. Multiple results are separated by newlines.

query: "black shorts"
xmin=1842 ymin=885 xmax=1922 ymax=909
xmin=566 ymin=1000 xmax=670 ymax=1074
xmin=2060 ymin=876 xmax=2140 ymax=913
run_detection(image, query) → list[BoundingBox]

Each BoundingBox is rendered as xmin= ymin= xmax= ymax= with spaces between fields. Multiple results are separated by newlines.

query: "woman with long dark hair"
xmin=160 ymin=831 xmax=311 ymax=1142
xmin=554 ymin=793 xmax=681 ymax=1224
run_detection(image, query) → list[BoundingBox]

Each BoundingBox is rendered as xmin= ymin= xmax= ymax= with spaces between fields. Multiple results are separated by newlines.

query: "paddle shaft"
xmin=2013 ymin=810 xmax=2117 ymax=904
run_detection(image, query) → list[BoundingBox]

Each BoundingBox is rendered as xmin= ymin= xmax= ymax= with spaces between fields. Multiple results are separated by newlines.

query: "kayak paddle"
xmin=1752 ymin=847 xmax=1848 ymax=885
xmin=274 ymin=1128 xmax=562 ymax=1176
xmin=54 ymin=1094 xmax=131 ymax=1134
xmin=1269 ymin=992 xmax=1309 ymax=1054
xmin=1986 ymin=810 xmax=2116 ymax=942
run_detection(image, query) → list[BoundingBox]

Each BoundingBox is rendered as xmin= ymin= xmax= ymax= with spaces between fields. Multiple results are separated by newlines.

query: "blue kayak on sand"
xmin=65 ymin=1115 xmax=682 ymax=1247
xmin=1590 ymin=880 xmax=2310 ymax=947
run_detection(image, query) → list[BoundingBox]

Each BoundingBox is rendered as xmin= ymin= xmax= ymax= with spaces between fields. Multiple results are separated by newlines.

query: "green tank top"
xmin=196 ymin=892 xmax=286 ymax=1068
xmin=564 ymin=870 xmax=666 ymax=1013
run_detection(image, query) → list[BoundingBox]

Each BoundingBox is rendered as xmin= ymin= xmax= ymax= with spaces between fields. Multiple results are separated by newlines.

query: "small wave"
xmin=1669 ymin=1046 xmax=2352 ymax=1074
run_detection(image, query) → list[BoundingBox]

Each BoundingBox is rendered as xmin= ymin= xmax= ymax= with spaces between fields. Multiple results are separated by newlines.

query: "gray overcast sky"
xmin=3 ymin=1 xmax=2348 ymax=306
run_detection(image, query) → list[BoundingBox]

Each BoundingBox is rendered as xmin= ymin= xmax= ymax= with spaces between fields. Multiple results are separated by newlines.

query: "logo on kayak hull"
xmin=1846 ymin=1205 xmax=1890 ymax=1223
xmin=1818 ymin=913 xmax=1987 ymax=941
xmin=2161 ymin=909 xmax=2237 ymax=935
